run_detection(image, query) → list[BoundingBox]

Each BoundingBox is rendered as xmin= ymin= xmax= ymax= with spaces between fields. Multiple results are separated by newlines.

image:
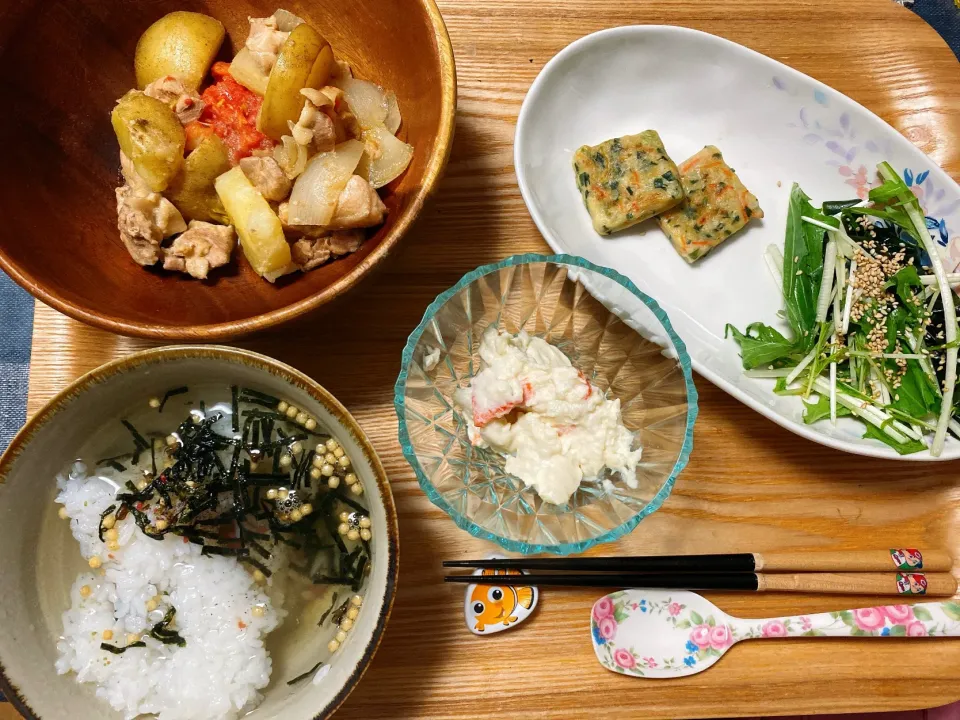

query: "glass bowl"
xmin=394 ymin=254 xmax=697 ymax=555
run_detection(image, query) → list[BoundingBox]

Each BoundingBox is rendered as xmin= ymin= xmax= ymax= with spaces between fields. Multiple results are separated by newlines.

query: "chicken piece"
xmin=326 ymin=230 xmax=365 ymax=255
xmin=239 ymin=155 xmax=292 ymax=202
xmin=290 ymin=100 xmax=338 ymax=154
xmin=246 ymin=16 xmax=289 ymax=75
xmin=162 ymin=221 xmax=235 ymax=280
xmin=120 ymin=151 xmax=151 ymax=196
xmin=291 ymin=230 xmax=365 ymax=271
xmin=116 ymin=185 xmax=187 ymax=266
xmin=143 ymin=76 xmax=204 ymax=125
xmin=290 ymin=237 xmax=331 ymax=271
xmin=328 ymin=175 xmax=387 ymax=230
xmin=300 ymin=88 xmax=334 ymax=110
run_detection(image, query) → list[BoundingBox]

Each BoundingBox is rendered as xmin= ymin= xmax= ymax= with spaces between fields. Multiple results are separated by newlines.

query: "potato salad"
xmin=111 ymin=9 xmax=413 ymax=281
xmin=455 ymin=329 xmax=643 ymax=505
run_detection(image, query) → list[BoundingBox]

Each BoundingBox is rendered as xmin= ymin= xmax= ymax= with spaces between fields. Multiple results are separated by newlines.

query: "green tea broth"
xmin=65 ymin=382 xmax=373 ymax=686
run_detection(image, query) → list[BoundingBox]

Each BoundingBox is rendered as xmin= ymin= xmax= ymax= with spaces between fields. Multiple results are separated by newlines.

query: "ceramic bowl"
xmin=394 ymin=254 xmax=698 ymax=555
xmin=0 ymin=0 xmax=455 ymax=341
xmin=514 ymin=25 xmax=960 ymax=460
xmin=0 ymin=346 xmax=399 ymax=720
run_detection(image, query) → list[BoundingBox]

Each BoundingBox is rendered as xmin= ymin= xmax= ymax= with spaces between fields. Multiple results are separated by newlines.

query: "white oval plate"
xmin=515 ymin=25 xmax=960 ymax=461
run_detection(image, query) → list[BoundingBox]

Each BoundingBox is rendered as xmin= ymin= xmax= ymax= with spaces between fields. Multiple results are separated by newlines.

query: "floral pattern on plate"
xmin=773 ymin=75 xmax=960 ymax=268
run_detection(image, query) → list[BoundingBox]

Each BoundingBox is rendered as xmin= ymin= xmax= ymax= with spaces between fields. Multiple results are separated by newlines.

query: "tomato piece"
xmin=198 ymin=63 xmax=275 ymax=165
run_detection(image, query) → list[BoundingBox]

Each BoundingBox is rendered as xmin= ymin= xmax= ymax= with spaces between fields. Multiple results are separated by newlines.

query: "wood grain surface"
xmin=8 ymin=0 xmax=960 ymax=717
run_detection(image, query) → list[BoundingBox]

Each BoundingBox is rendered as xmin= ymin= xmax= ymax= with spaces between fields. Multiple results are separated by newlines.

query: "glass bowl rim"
xmin=393 ymin=252 xmax=699 ymax=555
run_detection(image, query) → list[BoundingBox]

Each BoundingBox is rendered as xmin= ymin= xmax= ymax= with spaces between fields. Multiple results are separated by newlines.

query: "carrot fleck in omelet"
xmin=573 ymin=130 xmax=684 ymax=235
xmin=657 ymin=145 xmax=763 ymax=263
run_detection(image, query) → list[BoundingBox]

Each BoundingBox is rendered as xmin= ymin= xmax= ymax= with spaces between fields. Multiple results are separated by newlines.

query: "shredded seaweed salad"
xmin=727 ymin=162 xmax=959 ymax=456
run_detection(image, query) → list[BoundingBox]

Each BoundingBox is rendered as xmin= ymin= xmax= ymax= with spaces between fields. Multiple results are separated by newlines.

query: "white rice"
xmin=55 ymin=463 xmax=284 ymax=720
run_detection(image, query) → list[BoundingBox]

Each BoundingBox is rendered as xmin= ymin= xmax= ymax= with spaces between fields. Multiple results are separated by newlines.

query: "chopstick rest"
xmin=462 ymin=560 xmax=538 ymax=635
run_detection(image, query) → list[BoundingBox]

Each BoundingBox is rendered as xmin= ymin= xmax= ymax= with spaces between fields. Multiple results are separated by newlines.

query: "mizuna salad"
xmin=728 ymin=162 xmax=958 ymax=457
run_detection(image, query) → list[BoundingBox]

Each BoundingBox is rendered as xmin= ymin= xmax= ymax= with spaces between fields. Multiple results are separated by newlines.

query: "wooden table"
xmin=6 ymin=0 xmax=960 ymax=717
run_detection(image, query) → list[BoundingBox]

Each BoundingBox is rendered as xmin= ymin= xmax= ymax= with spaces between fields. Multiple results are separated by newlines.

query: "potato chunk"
xmin=134 ymin=11 xmax=225 ymax=91
xmin=111 ymin=91 xmax=186 ymax=192
xmin=214 ymin=166 xmax=292 ymax=279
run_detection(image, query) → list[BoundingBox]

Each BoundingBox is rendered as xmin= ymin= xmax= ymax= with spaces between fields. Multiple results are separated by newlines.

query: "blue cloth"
xmin=0 ymin=272 xmax=31 ymax=455
xmin=913 ymin=0 xmax=960 ymax=60
xmin=0 ymin=273 xmax=30 ymax=704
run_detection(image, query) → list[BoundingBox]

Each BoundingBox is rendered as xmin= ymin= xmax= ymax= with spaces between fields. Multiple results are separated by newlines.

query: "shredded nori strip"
xmin=293 ymin=450 xmax=314 ymax=489
xmin=175 ymin=527 xmax=221 ymax=541
xmin=352 ymin=556 xmax=368 ymax=591
xmin=249 ymin=540 xmax=272 ymax=560
xmin=330 ymin=597 xmax=352 ymax=626
xmin=158 ymin=387 xmax=188 ymax=413
xmin=121 ymin=420 xmax=149 ymax=463
xmin=318 ymin=592 xmax=339 ymax=626
xmin=231 ymin=385 xmax=240 ymax=432
xmin=251 ymin=419 xmax=261 ymax=450
xmin=125 ymin=504 xmax=164 ymax=540
xmin=240 ymin=387 xmax=281 ymax=405
xmin=311 ymin=575 xmax=355 ymax=586
xmin=98 ymin=504 xmax=117 ymax=542
xmin=330 ymin=488 xmax=368 ymax=513
xmin=239 ymin=396 xmax=281 ymax=410
xmin=243 ymin=529 xmax=271 ymax=541
xmin=287 ymin=660 xmax=325 ymax=686
xmin=202 ymin=545 xmax=249 ymax=557
xmin=96 ymin=456 xmax=127 ymax=472
xmin=239 ymin=555 xmax=271 ymax=577
xmin=148 ymin=607 xmax=186 ymax=647
xmin=101 ymin=641 xmax=145 ymax=654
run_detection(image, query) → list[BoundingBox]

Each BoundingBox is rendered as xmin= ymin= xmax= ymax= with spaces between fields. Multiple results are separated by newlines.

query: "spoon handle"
xmin=734 ymin=600 xmax=960 ymax=639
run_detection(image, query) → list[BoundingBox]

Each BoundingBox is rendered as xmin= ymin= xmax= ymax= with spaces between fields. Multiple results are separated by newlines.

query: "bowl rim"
xmin=0 ymin=0 xmax=457 ymax=342
xmin=393 ymin=252 xmax=699 ymax=555
xmin=0 ymin=344 xmax=399 ymax=720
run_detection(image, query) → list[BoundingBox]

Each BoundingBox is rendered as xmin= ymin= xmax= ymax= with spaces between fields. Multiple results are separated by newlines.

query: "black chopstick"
xmin=444 ymin=572 xmax=760 ymax=591
xmin=443 ymin=571 xmax=959 ymax=596
xmin=442 ymin=549 xmax=955 ymax=574
xmin=443 ymin=554 xmax=758 ymax=573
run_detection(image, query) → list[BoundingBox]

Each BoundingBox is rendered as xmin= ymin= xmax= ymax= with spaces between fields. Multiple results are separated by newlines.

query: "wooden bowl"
xmin=0 ymin=1 xmax=455 ymax=340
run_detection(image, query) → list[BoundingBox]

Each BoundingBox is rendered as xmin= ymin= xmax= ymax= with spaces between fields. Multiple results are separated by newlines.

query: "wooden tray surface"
xmin=8 ymin=0 xmax=960 ymax=717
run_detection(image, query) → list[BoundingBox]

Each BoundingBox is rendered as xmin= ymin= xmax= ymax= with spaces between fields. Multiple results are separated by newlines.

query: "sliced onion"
xmin=287 ymin=139 xmax=365 ymax=226
xmin=335 ymin=77 xmax=388 ymax=130
xmin=331 ymin=60 xmax=353 ymax=85
xmin=384 ymin=92 xmax=401 ymax=134
xmin=356 ymin=125 xmax=413 ymax=189
xmin=274 ymin=135 xmax=308 ymax=179
xmin=273 ymin=9 xmax=305 ymax=32
xmin=229 ymin=47 xmax=269 ymax=96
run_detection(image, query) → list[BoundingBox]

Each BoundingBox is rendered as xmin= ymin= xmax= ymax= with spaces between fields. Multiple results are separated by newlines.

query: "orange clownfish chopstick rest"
xmin=464 ymin=567 xmax=538 ymax=635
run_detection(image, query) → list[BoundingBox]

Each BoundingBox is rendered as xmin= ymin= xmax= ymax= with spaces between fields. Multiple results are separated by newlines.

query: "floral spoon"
xmin=591 ymin=589 xmax=960 ymax=678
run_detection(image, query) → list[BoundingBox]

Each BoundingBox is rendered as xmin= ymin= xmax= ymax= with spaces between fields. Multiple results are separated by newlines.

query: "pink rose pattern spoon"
xmin=591 ymin=589 xmax=960 ymax=678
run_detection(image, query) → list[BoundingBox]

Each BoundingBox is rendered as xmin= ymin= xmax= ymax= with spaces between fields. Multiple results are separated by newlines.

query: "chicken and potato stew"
xmin=112 ymin=9 xmax=413 ymax=281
